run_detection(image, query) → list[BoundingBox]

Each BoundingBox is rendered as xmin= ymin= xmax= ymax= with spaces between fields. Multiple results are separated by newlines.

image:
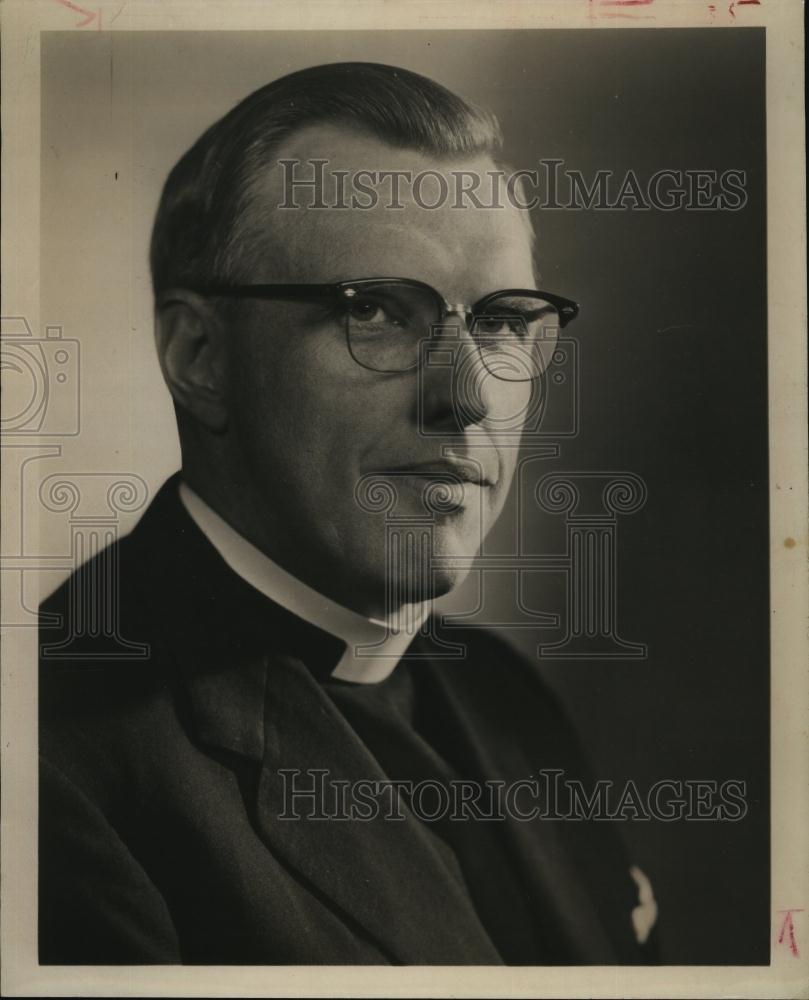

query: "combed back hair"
xmin=149 ymin=62 xmax=504 ymax=295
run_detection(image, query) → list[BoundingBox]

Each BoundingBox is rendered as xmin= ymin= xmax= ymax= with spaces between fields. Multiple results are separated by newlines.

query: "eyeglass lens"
xmin=343 ymin=282 xmax=559 ymax=382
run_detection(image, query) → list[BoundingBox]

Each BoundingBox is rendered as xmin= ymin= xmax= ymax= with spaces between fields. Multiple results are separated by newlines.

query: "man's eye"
xmin=348 ymin=299 xmax=385 ymax=323
xmin=476 ymin=315 xmax=527 ymax=337
xmin=345 ymin=296 xmax=406 ymax=330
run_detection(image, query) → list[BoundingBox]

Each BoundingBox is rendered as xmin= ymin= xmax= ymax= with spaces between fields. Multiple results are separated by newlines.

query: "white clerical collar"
xmin=178 ymin=481 xmax=429 ymax=684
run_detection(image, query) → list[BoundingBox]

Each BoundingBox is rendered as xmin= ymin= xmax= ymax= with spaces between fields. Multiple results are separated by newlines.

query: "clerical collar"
xmin=178 ymin=481 xmax=429 ymax=684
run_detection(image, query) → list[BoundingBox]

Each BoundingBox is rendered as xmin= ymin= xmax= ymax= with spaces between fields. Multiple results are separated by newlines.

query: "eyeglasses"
xmin=190 ymin=277 xmax=579 ymax=382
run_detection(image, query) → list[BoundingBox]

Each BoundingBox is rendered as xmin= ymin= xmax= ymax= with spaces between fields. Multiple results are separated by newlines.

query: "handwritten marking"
xmin=52 ymin=0 xmax=101 ymax=29
xmin=776 ymin=909 xmax=804 ymax=957
xmin=587 ymin=0 xmax=656 ymax=19
xmin=729 ymin=0 xmax=761 ymax=16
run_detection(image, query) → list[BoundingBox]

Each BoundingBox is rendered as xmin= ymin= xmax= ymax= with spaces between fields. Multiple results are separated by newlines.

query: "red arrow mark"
xmin=52 ymin=0 xmax=100 ymax=29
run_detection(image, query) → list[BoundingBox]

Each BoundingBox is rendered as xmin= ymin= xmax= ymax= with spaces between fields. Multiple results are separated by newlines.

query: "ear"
xmin=154 ymin=290 xmax=229 ymax=433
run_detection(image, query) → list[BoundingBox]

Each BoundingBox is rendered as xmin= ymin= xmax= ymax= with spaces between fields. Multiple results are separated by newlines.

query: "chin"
xmin=347 ymin=512 xmax=482 ymax=610
xmin=392 ymin=528 xmax=477 ymax=605
xmin=386 ymin=565 xmax=468 ymax=607
xmin=428 ymin=565 xmax=471 ymax=599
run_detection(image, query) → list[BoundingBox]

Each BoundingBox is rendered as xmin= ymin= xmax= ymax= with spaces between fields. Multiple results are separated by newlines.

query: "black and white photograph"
xmin=1 ymin=1 xmax=806 ymax=997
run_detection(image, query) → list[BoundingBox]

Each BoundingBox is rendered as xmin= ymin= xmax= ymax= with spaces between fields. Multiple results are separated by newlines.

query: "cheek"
xmin=231 ymin=330 xmax=390 ymax=479
xmin=481 ymin=379 xmax=534 ymax=435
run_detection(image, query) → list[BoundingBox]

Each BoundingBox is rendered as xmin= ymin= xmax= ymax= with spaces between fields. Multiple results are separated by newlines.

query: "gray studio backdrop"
xmin=39 ymin=29 xmax=768 ymax=963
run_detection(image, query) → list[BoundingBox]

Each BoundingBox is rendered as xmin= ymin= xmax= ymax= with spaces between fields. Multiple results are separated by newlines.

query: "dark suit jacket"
xmin=39 ymin=473 xmax=655 ymax=965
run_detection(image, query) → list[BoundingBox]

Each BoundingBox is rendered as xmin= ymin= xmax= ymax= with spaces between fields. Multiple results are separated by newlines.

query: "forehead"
xmin=244 ymin=124 xmax=536 ymax=297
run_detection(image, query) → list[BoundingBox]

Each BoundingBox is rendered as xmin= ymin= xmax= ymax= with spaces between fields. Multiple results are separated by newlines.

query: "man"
xmin=39 ymin=62 xmax=657 ymax=964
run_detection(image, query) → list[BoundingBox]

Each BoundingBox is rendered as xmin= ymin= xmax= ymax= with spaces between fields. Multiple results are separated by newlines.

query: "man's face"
xmin=222 ymin=125 xmax=539 ymax=615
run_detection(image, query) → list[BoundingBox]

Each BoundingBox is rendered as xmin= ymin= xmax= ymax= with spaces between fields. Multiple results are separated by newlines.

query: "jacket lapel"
xmin=135 ymin=477 xmax=500 ymax=964
xmin=253 ymin=652 xmax=501 ymax=964
xmin=422 ymin=652 xmax=631 ymax=963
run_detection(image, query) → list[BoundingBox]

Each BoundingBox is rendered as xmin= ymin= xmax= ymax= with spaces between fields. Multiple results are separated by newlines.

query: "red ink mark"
xmin=777 ymin=909 xmax=804 ymax=957
xmin=729 ymin=0 xmax=761 ymax=16
xmin=52 ymin=0 xmax=100 ymax=29
xmin=588 ymin=0 xmax=655 ymax=18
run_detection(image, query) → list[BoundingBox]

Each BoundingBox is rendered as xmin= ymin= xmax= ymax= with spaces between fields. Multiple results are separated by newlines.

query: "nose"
xmin=418 ymin=307 xmax=490 ymax=432
xmin=443 ymin=303 xmax=474 ymax=328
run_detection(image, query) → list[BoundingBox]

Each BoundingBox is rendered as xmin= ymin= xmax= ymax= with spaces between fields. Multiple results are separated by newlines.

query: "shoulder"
xmin=38 ymin=495 xmax=186 ymax=799
xmin=39 ymin=526 xmax=166 ymax=700
xmin=39 ymin=472 xmax=191 ymax=692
